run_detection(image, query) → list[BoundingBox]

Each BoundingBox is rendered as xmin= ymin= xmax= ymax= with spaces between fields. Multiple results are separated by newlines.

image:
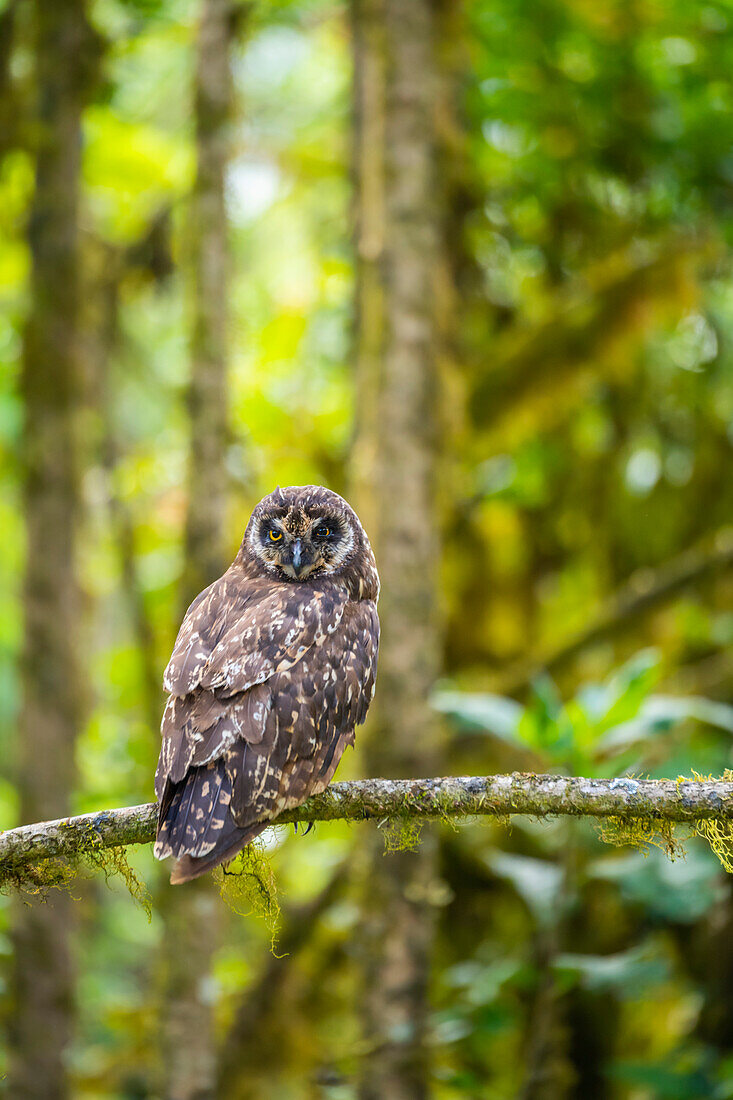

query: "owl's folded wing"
xmin=156 ymin=573 xmax=348 ymax=802
xmin=157 ymin=598 xmax=379 ymax=881
xmin=229 ymin=597 xmax=380 ymax=823
xmin=163 ymin=572 xmax=347 ymax=697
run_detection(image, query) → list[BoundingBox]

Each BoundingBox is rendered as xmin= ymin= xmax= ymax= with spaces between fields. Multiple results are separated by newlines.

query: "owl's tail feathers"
xmin=154 ymin=759 xmax=268 ymax=884
xmin=169 ymin=820 xmax=269 ymax=884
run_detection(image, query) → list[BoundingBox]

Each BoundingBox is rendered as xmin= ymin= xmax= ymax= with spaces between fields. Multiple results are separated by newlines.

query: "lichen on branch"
xmin=3 ymin=772 xmax=733 ymax=888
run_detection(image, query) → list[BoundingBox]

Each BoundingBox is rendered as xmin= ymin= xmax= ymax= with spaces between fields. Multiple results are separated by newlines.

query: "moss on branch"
xmin=3 ymin=773 xmax=733 ymax=889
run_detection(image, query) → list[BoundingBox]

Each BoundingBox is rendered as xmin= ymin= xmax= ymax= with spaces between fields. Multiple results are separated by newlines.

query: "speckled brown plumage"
xmin=154 ymin=486 xmax=380 ymax=883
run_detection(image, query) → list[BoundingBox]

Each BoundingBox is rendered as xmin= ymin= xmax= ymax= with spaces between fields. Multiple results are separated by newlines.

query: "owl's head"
xmin=241 ymin=485 xmax=379 ymax=597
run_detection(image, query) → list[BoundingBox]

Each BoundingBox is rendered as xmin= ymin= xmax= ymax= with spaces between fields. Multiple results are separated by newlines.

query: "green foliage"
xmin=553 ymin=945 xmax=671 ymax=997
xmin=440 ymin=672 xmax=733 ymax=877
xmin=3 ymin=0 xmax=733 ymax=1093
xmin=436 ymin=650 xmax=733 ymax=778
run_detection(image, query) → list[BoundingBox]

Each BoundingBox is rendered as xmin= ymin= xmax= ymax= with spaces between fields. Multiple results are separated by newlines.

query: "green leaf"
xmin=552 ymin=945 xmax=669 ymax=995
xmin=431 ymin=689 xmax=524 ymax=742
xmin=487 ymin=852 xmax=564 ymax=927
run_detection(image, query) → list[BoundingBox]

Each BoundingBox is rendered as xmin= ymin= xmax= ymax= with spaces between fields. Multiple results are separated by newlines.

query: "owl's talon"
xmin=303 ymin=821 xmax=314 ymax=836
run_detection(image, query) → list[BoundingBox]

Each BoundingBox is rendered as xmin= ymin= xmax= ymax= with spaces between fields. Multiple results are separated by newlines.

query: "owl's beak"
xmin=291 ymin=538 xmax=306 ymax=577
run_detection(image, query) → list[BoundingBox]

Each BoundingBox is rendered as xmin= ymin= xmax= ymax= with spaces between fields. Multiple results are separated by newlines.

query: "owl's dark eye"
xmin=314 ymin=524 xmax=330 ymax=539
xmin=268 ymin=529 xmax=282 ymax=542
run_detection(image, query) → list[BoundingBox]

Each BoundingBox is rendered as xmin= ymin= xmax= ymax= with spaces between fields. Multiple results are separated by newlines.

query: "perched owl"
xmin=154 ymin=485 xmax=380 ymax=883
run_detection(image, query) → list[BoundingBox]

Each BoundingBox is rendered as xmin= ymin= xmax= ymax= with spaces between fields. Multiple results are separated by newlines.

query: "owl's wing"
xmin=163 ymin=575 xmax=347 ymax=697
xmin=156 ymin=577 xmax=347 ymax=797
xmin=155 ymin=598 xmax=379 ymax=882
xmin=161 ymin=576 xmax=236 ymax=697
xmin=229 ymin=598 xmax=380 ymax=821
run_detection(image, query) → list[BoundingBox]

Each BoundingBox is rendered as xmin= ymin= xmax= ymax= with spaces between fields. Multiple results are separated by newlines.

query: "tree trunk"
xmin=351 ymin=1 xmax=442 ymax=1096
xmin=160 ymin=2 xmax=234 ymax=1097
xmin=8 ymin=1 xmax=96 ymax=1096
xmin=350 ymin=0 xmax=386 ymax=535
xmin=180 ymin=0 xmax=233 ymax=605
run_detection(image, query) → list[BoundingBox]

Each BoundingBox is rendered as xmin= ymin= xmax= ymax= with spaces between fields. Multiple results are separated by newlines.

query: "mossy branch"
xmin=470 ymin=237 xmax=717 ymax=430
xmin=498 ymin=529 xmax=733 ymax=695
xmin=3 ymin=773 xmax=733 ymax=886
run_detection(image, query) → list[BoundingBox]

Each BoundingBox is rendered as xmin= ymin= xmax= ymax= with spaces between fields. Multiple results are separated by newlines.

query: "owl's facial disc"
xmin=255 ymin=508 xmax=354 ymax=581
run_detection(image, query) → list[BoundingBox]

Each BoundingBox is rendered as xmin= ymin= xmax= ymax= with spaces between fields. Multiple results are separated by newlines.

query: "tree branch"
xmin=3 ymin=773 xmax=733 ymax=885
xmin=470 ymin=237 xmax=716 ymax=431
xmin=497 ymin=528 xmax=733 ymax=696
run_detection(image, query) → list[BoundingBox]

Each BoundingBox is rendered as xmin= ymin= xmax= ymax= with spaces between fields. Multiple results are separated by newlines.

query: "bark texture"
xmin=160 ymin=878 xmax=218 ymax=1100
xmin=3 ymin=774 xmax=733 ymax=884
xmin=350 ymin=0 xmax=386 ymax=534
xmin=351 ymin=2 xmax=442 ymax=1095
xmin=181 ymin=0 xmax=233 ymax=602
xmin=8 ymin=2 xmax=97 ymax=1096
xmin=159 ymin=3 xmax=234 ymax=1097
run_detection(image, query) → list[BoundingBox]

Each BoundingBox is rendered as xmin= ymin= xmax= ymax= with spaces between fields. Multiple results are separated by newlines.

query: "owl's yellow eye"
xmin=314 ymin=525 xmax=330 ymax=539
xmin=268 ymin=529 xmax=282 ymax=542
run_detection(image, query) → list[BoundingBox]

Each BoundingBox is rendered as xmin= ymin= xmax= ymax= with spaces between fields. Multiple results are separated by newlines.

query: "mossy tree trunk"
xmin=159 ymin=2 xmax=235 ymax=1097
xmin=350 ymin=0 xmax=386 ymax=535
xmin=9 ymin=1 xmax=98 ymax=1096
xmin=180 ymin=0 xmax=234 ymax=604
xmin=352 ymin=0 xmax=443 ymax=1096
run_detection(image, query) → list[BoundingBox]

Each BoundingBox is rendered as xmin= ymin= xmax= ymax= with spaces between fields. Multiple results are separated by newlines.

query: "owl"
xmin=154 ymin=485 xmax=380 ymax=883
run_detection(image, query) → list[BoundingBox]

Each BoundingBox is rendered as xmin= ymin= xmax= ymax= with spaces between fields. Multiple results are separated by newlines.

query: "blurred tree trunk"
xmin=8 ymin=3 xmax=97 ymax=1097
xmin=0 ymin=0 xmax=21 ymax=156
xmin=78 ymin=239 xmax=158 ymax=734
xmin=159 ymin=2 xmax=234 ymax=1098
xmin=351 ymin=1 xmax=442 ymax=1097
xmin=180 ymin=0 xmax=234 ymax=605
xmin=350 ymin=0 xmax=385 ymax=531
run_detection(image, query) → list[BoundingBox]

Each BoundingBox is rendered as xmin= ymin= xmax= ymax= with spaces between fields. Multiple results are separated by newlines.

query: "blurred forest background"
xmin=1 ymin=0 xmax=733 ymax=1097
